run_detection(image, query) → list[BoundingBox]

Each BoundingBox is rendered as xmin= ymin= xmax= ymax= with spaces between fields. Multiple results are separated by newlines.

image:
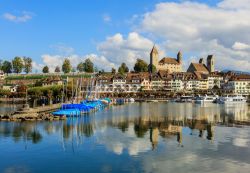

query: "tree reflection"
xmin=28 ymin=130 xmax=42 ymax=144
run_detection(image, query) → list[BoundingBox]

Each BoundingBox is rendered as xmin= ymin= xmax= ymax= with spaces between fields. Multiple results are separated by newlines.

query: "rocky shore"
xmin=0 ymin=103 xmax=66 ymax=122
xmin=0 ymin=113 xmax=66 ymax=122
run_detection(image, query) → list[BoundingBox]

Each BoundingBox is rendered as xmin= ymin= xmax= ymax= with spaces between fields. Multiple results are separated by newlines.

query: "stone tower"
xmin=199 ymin=58 xmax=205 ymax=64
xmin=177 ymin=51 xmax=182 ymax=64
xmin=207 ymin=55 xmax=215 ymax=73
xmin=150 ymin=45 xmax=159 ymax=70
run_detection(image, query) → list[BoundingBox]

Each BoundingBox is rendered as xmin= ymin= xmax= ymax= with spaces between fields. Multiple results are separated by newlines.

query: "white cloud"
xmin=97 ymin=32 xmax=155 ymax=68
xmin=135 ymin=0 xmax=250 ymax=71
xmin=232 ymin=42 xmax=250 ymax=50
xmin=218 ymin=0 xmax=250 ymax=10
xmin=39 ymin=53 xmax=114 ymax=72
xmin=3 ymin=11 xmax=33 ymax=23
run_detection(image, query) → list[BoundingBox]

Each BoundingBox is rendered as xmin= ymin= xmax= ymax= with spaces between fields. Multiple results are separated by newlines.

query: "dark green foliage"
xmin=42 ymin=66 xmax=49 ymax=73
xmin=12 ymin=57 xmax=23 ymax=74
xmin=62 ymin=59 xmax=72 ymax=73
xmin=118 ymin=63 xmax=129 ymax=74
xmin=134 ymin=59 xmax=148 ymax=72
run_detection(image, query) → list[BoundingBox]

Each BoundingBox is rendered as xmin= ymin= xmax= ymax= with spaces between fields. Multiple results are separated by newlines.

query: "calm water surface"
xmin=0 ymin=102 xmax=250 ymax=173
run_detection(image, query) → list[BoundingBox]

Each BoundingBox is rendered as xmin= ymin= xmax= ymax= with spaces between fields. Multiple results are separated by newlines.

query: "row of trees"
xmin=0 ymin=57 xmax=32 ymax=74
xmin=42 ymin=58 xmax=95 ymax=74
xmin=113 ymin=58 xmax=156 ymax=75
xmin=41 ymin=57 xmax=154 ymax=74
xmin=1 ymin=56 xmax=154 ymax=74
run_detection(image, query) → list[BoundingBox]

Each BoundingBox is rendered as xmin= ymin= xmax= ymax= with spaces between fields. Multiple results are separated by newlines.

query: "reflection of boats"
xmin=176 ymin=96 xmax=194 ymax=103
xmin=195 ymin=95 xmax=217 ymax=104
xmin=217 ymin=95 xmax=247 ymax=104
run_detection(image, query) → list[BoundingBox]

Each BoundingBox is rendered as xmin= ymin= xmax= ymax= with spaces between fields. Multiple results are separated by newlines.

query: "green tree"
xmin=77 ymin=62 xmax=85 ymax=72
xmin=62 ymin=59 xmax=72 ymax=73
xmin=148 ymin=64 xmax=157 ymax=73
xmin=134 ymin=59 xmax=148 ymax=72
xmin=23 ymin=57 xmax=32 ymax=74
xmin=111 ymin=67 xmax=116 ymax=74
xmin=1 ymin=60 xmax=12 ymax=74
xmin=42 ymin=66 xmax=49 ymax=73
xmin=12 ymin=56 xmax=23 ymax=74
xmin=118 ymin=62 xmax=129 ymax=74
xmin=54 ymin=66 xmax=60 ymax=73
xmin=84 ymin=58 xmax=94 ymax=73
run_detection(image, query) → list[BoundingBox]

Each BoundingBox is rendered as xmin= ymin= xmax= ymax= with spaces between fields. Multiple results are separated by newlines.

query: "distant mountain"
xmin=221 ymin=69 xmax=250 ymax=75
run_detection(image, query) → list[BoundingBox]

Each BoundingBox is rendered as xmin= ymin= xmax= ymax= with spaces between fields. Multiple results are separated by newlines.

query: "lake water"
xmin=0 ymin=102 xmax=250 ymax=173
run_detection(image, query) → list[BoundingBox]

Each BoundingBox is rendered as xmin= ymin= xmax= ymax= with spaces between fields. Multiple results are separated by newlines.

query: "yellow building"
xmin=150 ymin=46 xmax=183 ymax=73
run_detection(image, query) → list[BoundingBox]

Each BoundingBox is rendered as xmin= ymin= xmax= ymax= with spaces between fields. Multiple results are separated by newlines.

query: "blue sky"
xmin=1 ymin=0 xmax=250 ymax=72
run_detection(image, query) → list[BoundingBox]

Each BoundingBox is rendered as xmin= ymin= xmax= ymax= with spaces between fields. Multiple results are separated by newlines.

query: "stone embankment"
xmin=0 ymin=103 xmax=66 ymax=122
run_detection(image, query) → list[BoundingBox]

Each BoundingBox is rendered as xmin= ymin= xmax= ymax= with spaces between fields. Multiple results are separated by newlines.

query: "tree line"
xmin=42 ymin=58 xmax=95 ymax=74
xmin=0 ymin=56 xmax=33 ymax=74
xmin=1 ymin=56 xmax=155 ymax=75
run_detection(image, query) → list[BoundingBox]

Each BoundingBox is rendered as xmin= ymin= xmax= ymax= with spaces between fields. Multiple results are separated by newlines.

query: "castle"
xmin=187 ymin=56 xmax=215 ymax=74
xmin=149 ymin=46 xmax=183 ymax=73
xmin=149 ymin=46 xmax=215 ymax=74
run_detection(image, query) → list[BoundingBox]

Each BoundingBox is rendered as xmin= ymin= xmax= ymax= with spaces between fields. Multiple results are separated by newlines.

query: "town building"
xmin=223 ymin=74 xmax=250 ymax=95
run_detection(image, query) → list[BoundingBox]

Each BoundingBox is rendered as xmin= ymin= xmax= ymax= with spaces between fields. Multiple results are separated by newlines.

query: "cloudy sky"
xmin=1 ymin=0 xmax=250 ymax=72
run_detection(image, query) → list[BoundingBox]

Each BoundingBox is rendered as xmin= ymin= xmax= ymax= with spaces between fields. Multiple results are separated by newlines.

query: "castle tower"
xmin=199 ymin=58 xmax=205 ymax=64
xmin=177 ymin=51 xmax=182 ymax=64
xmin=150 ymin=45 xmax=159 ymax=71
xmin=207 ymin=55 xmax=215 ymax=73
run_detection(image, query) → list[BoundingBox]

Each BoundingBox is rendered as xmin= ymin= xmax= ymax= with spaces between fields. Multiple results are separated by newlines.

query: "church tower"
xmin=150 ymin=45 xmax=159 ymax=71
xmin=207 ymin=55 xmax=215 ymax=73
xmin=177 ymin=51 xmax=182 ymax=64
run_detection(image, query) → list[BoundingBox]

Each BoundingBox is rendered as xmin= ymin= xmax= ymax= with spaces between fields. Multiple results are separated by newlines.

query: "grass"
xmin=5 ymin=73 xmax=92 ymax=80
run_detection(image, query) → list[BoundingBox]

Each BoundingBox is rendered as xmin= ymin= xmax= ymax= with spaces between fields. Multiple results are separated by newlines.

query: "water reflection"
xmin=0 ymin=103 xmax=249 ymax=146
xmin=0 ymin=102 xmax=250 ymax=173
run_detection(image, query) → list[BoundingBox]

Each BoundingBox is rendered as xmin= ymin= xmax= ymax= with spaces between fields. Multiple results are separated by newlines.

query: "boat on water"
xmin=195 ymin=95 xmax=218 ymax=104
xmin=176 ymin=96 xmax=194 ymax=103
xmin=216 ymin=95 xmax=247 ymax=104
xmin=53 ymin=99 xmax=111 ymax=117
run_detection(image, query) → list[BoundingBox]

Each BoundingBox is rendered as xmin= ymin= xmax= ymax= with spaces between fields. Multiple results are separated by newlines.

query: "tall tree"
xmin=118 ymin=62 xmax=129 ymax=74
xmin=62 ymin=59 xmax=72 ymax=73
xmin=23 ymin=57 xmax=32 ymax=74
xmin=84 ymin=58 xmax=94 ymax=73
xmin=54 ymin=66 xmax=60 ymax=73
xmin=1 ymin=61 xmax=12 ymax=74
xmin=148 ymin=64 xmax=157 ymax=73
xmin=42 ymin=66 xmax=49 ymax=73
xmin=111 ymin=68 xmax=116 ymax=74
xmin=77 ymin=62 xmax=85 ymax=72
xmin=134 ymin=59 xmax=148 ymax=72
xmin=12 ymin=56 xmax=23 ymax=74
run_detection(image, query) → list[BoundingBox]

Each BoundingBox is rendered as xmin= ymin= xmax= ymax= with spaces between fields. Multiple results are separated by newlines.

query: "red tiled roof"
xmin=191 ymin=63 xmax=209 ymax=73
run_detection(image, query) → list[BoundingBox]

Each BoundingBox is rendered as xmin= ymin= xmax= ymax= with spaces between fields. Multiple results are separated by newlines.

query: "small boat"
xmin=176 ymin=96 xmax=194 ymax=103
xmin=195 ymin=95 xmax=217 ymax=104
xmin=217 ymin=95 xmax=247 ymax=104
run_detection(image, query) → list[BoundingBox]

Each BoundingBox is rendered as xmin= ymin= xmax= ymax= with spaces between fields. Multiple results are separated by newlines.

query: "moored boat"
xmin=195 ymin=95 xmax=218 ymax=104
xmin=176 ymin=96 xmax=194 ymax=103
xmin=217 ymin=95 xmax=247 ymax=104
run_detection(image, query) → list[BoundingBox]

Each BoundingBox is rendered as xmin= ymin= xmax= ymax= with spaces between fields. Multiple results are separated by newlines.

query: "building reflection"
xmin=0 ymin=103 xmax=249 ymax=153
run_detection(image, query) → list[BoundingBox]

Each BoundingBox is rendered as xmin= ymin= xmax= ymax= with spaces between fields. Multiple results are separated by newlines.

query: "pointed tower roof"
xmin=177 ymin=51 xmax=182 ymax=56
xmin=151 ymin=45 xmax=158 ymax=54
